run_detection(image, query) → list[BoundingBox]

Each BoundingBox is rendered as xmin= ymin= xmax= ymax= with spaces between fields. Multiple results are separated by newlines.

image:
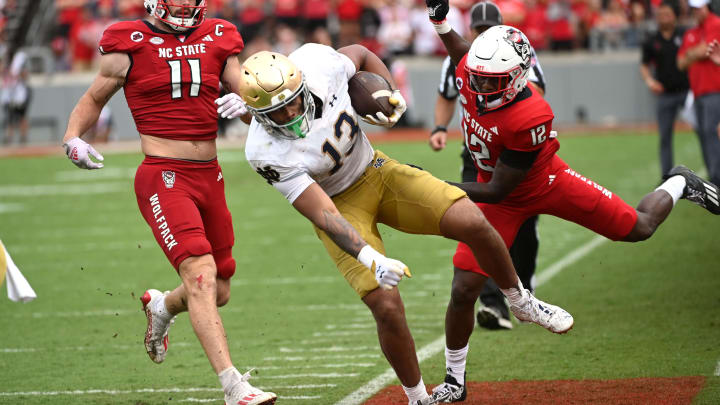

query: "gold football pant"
xmin=314 ymin=150 xmax=466 ymax=297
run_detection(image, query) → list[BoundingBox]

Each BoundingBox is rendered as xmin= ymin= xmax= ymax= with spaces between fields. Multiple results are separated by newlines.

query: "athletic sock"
xmin=656 ymin=175 xmax=686 ymax=205
xmin=501 ymin=279 xmax=526 ymax=307
xmin=153 ymin=294 xmax=174 ymax=321
xmin=402 ymin=377 xmax=430 ymax=403
xmin=218 ymin=366 xmax=241 ymax=394
xmin=445 ymin=344 xmax=469 ymax=385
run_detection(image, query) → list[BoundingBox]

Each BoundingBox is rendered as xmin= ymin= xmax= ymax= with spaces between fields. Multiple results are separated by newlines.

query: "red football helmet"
xmin=144 ymin=0 xmax=207 ymax=32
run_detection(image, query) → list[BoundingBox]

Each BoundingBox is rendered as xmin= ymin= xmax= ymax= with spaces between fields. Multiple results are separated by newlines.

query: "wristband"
xmin=357 ymin=245 xmax=384 ymax=269
xmin=432 ymin=20 xmax=452 ymax=35
xmin=431 ymin=126 xmax=447 ymax=136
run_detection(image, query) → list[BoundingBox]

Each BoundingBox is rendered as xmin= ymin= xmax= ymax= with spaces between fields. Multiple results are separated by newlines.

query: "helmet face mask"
xmin=464 ymin=25 xmax=531 ymax=111
xmin=239 ymin=51 xmax=316 ymax=140
xmin=144 ymin=0 xmax=207 ymax=32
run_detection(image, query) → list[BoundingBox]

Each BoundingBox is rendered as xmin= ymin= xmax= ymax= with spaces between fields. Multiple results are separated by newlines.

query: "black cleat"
xmin=432 ymin=372 xmax=467 ymax=403
xmin=666 ymin=165 xmax=720 ymax=215
xmin=476 ymin=302 xmax=513 ymax=330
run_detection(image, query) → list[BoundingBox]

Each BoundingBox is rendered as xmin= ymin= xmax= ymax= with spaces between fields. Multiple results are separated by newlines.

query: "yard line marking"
xmin=259 ymin=373 xmax=359 ymax=379
xmin=54 ymin=167 xmax=136 ymax=182
xmin=715 ymin=359 xmax=720 ymax=376
xmin=334 ymin=234 xmax=608 ymax=405
xmin=0 ymin=384 xmax=334 ymax=398
xmin=0 ymin=388 xmax=221 ymax=397
xmin=264 ymin=354 xmax=380 ymax=362
xmin=279 ymin=346 xmax=372 ymax=353
xmin=0 ymin=203 xmax=24 ymax=213
xmin=0 ymin=182 xmax=127 ymax=197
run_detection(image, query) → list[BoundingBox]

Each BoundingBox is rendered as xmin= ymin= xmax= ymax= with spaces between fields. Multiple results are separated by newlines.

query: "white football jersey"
xmin=245 ymin=44 xmax=375 ymax=203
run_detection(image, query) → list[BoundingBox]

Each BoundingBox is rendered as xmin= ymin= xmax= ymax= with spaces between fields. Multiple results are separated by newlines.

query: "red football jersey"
xmin=99 ymin=19 xmax=244 ymax=141
xmin=456 ymin=54 xmax=559 ymax=201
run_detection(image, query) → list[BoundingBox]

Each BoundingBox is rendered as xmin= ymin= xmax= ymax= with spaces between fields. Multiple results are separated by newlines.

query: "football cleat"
xmin=225 ymin=369 xmax=277 ymax=405
xmin=509 ymin=289 xmax=573 ymax=334
xmin=410 ymin=397 xmax=438 ymax=405
xmin=432 ymin=373 xmax=467 ymax=403
xmin=141 ymin=289 xmax=176 ymax=364
xmin=666 ymin=165 xmax=720 ymax=215
xmin=476 ymin=302 xmax=513 ymax=330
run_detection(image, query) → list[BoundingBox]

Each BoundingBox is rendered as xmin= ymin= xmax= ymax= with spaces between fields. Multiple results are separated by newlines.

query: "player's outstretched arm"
xmin=292 ymin=183 xmax=411 ymax=290
xmin=449 ymin=152 xmax=533 ymax=204
xmin=426 ymin=0 xmax=470 ymax=66
xmin=218 ymin=55 xmax=251 ymax=124
xmin=63 ymin=52 xmax=129 ymax=169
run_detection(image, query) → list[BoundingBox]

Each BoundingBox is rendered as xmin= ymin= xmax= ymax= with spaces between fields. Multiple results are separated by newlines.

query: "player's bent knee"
xmin=179 ymin=254 xmax=218 ymax=294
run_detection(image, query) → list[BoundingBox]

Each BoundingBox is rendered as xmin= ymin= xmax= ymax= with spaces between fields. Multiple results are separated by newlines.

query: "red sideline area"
xmin=364 ymin=376 xmax=705 ymax=405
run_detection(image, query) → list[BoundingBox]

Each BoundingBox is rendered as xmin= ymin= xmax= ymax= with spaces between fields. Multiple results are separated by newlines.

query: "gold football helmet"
xmin=238 ymin=51 xmax=315 ymax=139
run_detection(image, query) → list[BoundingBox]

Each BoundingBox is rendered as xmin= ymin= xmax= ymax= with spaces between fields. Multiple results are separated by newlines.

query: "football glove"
xmin=372 ymin=256 xmax=412 ymax=290
xmin=358 ymin=245 xmax=412 ymax=290
xmin=215 ymin=92 xmax=247 ymax=119
xmin=426 ymin=0 xmax=449 ymax=23
xmin=63 ymin=136 xmax=104 ymax=169
xmin=362 ymin=90 xmax=407 ymax=128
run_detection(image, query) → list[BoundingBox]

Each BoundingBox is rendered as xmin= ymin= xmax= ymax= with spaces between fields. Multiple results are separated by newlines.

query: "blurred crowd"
xmin=0 ymin=0 xmax=715 ymax=74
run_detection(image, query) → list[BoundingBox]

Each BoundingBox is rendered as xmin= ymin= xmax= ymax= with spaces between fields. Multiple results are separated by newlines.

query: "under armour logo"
xmin=256 ymin=166 xmax=280 ymax=185
xmin=329 ymin=94 xmax=338 ymax=107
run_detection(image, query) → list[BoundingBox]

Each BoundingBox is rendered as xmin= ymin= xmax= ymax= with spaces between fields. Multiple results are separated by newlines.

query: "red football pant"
xmin=134 ymin=156 xmax=236 ymax=279
xmin=454 ymin=155 xmax=638 ymax=276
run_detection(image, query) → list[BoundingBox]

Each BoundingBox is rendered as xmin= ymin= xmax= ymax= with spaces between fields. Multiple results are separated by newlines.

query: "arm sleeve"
xmin=499 ymin=148 xmax=540 ymax=170
xmin=438 ymin=56 xmax=458 ymax=100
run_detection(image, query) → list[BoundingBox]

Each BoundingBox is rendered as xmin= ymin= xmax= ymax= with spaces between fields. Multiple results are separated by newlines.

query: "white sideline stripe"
xmin=334 ymin=235 xmax=608 ymax=405
xmin=279 ymin=346 xmax=372 ymax=353
xmin=0 ymin=203 xmax=24 ymax=213
xmin=715 ymin=359 xmax=720 ymax=376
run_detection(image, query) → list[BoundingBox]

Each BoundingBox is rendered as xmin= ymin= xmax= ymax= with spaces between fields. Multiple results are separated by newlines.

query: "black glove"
xmin=426 ymin=0 xmax=449 ymax=22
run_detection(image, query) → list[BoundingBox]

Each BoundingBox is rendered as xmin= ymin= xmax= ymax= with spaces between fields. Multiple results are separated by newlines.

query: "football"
xmin=348 ymin=71 xmax=394 ymax=118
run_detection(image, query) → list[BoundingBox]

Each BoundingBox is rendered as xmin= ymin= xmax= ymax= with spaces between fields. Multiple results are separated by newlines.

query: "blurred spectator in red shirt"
xmin=522 ymin=0 xmax=550 ymax=50
xmin=377 ymin=0 xmax=413 ymax=56
xmin=302 ymin=0 xmax=330 ymax=35
xmin=239 ymin=0 xmax=265 ymax=44
xmin=275 ymin=0 xmax=301 ymax=28
xmin=547 ymin=0 xmax=577 ymax=50
xmin=572 ymin=0 xmax=601 ymax=49
xmin=336 ymin=0 xmax=364 ymax=47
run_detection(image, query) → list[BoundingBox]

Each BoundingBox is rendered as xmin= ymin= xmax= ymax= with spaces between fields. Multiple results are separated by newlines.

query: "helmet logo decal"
xmin=455 ymin=77 xmax=463 ymax=90
xmin=503 ymin=29 xmax=530 ymax=69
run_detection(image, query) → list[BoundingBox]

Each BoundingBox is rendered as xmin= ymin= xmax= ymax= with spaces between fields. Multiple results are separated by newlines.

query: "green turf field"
xmin=0 ymin=131 xmax=718 ymax=404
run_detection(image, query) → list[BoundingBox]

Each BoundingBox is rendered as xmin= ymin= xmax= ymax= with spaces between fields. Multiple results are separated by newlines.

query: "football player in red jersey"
xmin=426 ymin=0 xmax=720 ymax=402
xmin=61 ymin=1 xmax=276 ymax=404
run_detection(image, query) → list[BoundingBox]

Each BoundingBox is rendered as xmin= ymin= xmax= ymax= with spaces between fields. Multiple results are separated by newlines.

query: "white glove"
xmin=63 ymin=137 xmax=104 ymax=169
xmin=362 ymin=89 xmax=407 ymax=128
xmin=358 ymin=245 xmax=412 ymax=290
xmin=215 ymin=93 xmax=247 ymax=119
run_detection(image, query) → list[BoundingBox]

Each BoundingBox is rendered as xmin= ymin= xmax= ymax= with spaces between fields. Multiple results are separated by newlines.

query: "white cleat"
xmin=509 ymin=289 xmax=574 ymax=334
xmin=141 ymin=289 xmax=175 ymax=363
xmin=225 ymin=369 xmax=277 ymax=405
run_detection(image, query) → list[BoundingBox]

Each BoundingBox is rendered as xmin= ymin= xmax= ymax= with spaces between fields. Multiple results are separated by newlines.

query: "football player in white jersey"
xmin=220 ymin=43 xmax=574 ymax=405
